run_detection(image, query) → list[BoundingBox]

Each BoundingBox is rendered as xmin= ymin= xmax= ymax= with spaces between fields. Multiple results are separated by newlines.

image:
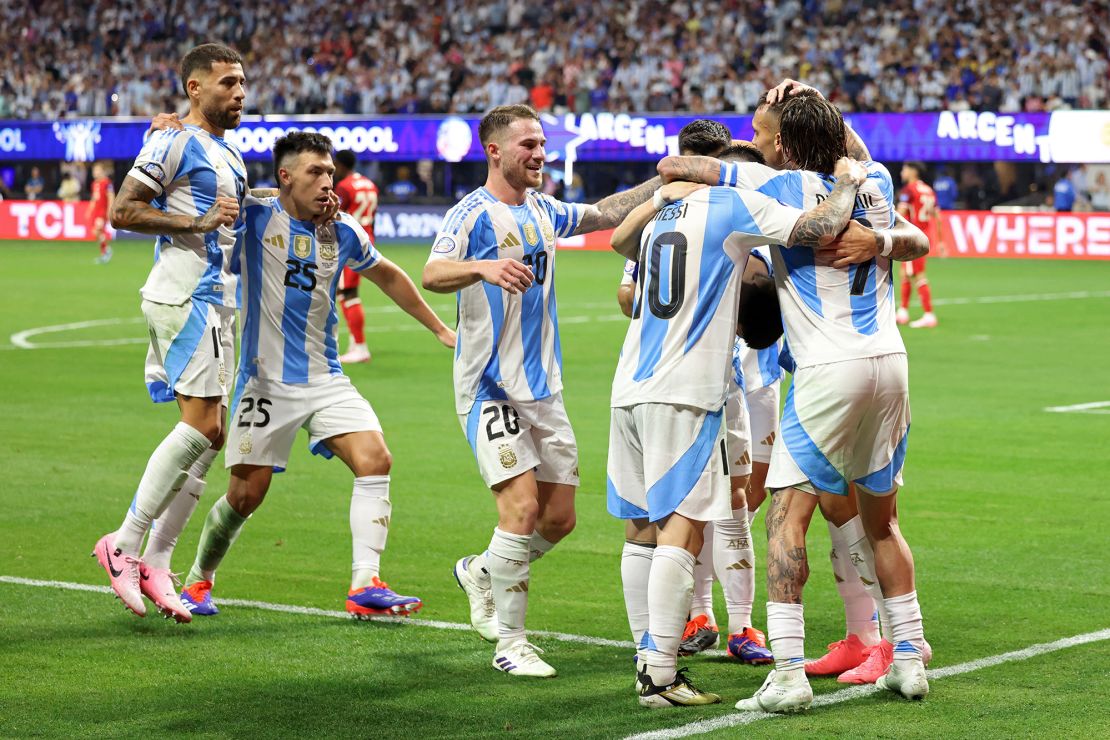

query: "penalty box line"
xmin=0 ymin=575 xmax=631 ymax=649
xmin=623 ymin=628 xmax=1110 ymax=740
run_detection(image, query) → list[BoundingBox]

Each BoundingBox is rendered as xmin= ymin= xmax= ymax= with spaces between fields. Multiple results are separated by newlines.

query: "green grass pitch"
xmin=1 ymin=238 xmax=1108 ymax=738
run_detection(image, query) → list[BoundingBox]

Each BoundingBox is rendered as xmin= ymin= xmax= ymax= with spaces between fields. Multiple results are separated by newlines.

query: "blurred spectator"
xmin=1 ymin=0 xmax=1105 ymax=119
xmin=57 ymin=171 xmax=81 ymax=202
xmin=24 ymin=167 xmax=44 ymax=200
xmin=1053 ymin=173 xmax=1076 ymax=212
xmin=932 ymin=167 xmax=958 ymax=210
xmin=386 ymin=165 xmax=420 ymax=201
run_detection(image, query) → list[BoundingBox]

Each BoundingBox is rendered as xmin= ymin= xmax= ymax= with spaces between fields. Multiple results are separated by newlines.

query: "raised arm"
xmin=786 ymin=158 xmax=868 ymax=248
xmin=765 ymin=78 xmax=871 ymax=161
xmin=364 ymin=258 xmax=455 ymax=348
xmin=110 ymin=176 xmax=238 ymax=235
xmin=610 ymin=181 xmax=710 ymax=259
xmin=573 ymin=177 xmax=662 ymax=234
xmin=657 ymin=155 xmax=722 ymax=186
xmin=819 ymin=212 xmax=930 ymax=267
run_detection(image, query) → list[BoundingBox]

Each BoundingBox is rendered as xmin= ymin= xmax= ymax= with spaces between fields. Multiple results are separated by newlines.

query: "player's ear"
xmin=277 ymin=167 xmax=291 ymax=187
xmin=773 ymin=131 xmax=783 ymax=156
xmin=486 ymin=141 xmax=500 ymax=163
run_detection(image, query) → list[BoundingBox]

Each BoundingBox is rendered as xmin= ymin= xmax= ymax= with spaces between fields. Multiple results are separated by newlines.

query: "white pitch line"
xmin=931 ymin=289 xmax=1110 ymax=306
xmin=0 ymin=575 xmax=631 ymax=649
xmin=623 ymin=628 xmax=1110 ymax=740
xmin=1044 ymin=401 xmax=1110 ymax=414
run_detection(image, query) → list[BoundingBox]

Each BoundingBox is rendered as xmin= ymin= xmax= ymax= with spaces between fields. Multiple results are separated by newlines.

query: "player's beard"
xmin=506 ymin=160 xmax=542 ymax=191
xmin=205 ymin=101 xmax=242 ymax=131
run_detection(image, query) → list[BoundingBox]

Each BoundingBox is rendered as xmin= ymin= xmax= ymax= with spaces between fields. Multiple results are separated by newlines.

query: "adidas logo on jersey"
xmin=499 ymin=232 xmax=521 ymax=250
xmin=727 ymin=559 xmax=753 ymax=570
xmin=506 ymin=580 xmax=529 ymax=593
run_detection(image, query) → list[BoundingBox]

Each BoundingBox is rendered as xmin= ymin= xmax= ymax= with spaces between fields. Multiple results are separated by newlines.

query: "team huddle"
xmin=92 ymin=42 xmax=934 ymax=714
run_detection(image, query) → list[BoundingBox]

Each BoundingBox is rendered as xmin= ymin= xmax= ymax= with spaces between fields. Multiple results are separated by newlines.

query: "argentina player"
xmin=178 ymin=132 xmax=454 ymax=618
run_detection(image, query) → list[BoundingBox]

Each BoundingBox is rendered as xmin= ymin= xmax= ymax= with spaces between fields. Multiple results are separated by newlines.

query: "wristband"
xmin=652 ymin=189 xmax=667 ymax=211
xmin=880 ymin=230 xmax=893 ymax=258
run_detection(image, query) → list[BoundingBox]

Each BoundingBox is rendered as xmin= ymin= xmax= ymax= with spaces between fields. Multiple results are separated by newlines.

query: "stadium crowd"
xmin=5 ymin=0 xmax=1107 ymax=119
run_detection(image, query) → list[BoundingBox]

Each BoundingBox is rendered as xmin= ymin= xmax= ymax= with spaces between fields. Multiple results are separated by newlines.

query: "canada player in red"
xmin=334 ymin=149 xmax=380 ymax=363
xmin=87 ymin=161 xmax=115 ymax=264
xmin=897 ymin=161 xmax=944 ymax=328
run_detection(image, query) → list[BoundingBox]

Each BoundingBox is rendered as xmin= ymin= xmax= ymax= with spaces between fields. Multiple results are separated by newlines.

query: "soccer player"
xmin=333 ymin=149 xmax=380 ymax=364
xmin=608 ymin=145 xmax=870 ymax=706
xmin=93 ymin=43 xmax=249 ymax=622
xmin=422 ymin=104 xmax=671 ymax=678
xmin=87 ymin=162 xmax=115 ymax=264
xmin=178 ymin=132 xmax=455 ymax=618
xmin=662 ymin=92 xmax=932 ymax=710
xmin=897 ymin=161 xmax=942 ymax=328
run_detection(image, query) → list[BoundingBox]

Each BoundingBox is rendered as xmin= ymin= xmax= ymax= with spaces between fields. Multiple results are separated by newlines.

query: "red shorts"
xmin=338 ymin=267 xmax=360 ymax=291
xmin=905 ymin=257 xmax=927 ymax=277
xmin=90 ymin=212 xmax=108 ymax=230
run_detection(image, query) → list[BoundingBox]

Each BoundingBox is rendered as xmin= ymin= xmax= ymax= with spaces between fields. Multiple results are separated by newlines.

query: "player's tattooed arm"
xmin=610 ymin=181 xmax=709 ymax=259
xmin=574 ymin=177 xmax=662 ymax=235
xmin=845 ymin=128 xmax=872 ymax=163
xmin=111 ymin=176 xmax=239 ymax=235
xmin=787 ymin=158 xmax=868 ymax=248
xmin=657 ymin=155 xmax=722 ymax=186
xmin=820 ymin=212 xmax=929 ymax=267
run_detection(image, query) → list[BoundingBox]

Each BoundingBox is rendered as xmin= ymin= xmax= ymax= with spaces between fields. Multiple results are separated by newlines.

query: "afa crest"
xmin=541 ymin=222 xmax=554 ymax=243
xmin=523 ymin=223 xmax=539 ymax=246
xmin=498 ymin=444 xmax=518 ymax=469
xmin=238 ymin=433 xmax=253 ymax=455
xmin=293 ymin=235 xmax=312 ymax=259
xmin=319 ymin=240 xmax=338 ymax=261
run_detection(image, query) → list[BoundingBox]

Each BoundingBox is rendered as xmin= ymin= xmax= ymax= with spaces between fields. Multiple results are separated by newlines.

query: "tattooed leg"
xmin=764 ymin=488 xmax=819 ymax=604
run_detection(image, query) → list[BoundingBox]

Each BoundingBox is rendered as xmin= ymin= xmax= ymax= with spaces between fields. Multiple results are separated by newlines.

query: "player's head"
xmin=777 ymin=94 xmax=848 ymax=175
xmin=92 ymin=161 xmax=109 ymax=179
xmin=902 ymin=161 xmax=926 ymax=184
xmin=752 ymin=88 xmax=823 ymax=170
xmin=179 ymin=43 xmax=245 ymax=132
xmin=737 ymin=274 xmax=782 ymax=349
xmin=273 ymin=132 xmax=335 ymax=217
xmin=334 ymin=150 xmax=357 ymax=181
xmin=718 ymin=141 xmax=766 ymax=166
xmin=677 ymin=119 xmax=731 ymax=156
xmin=479 ymin=105 xmax=545 ymax=190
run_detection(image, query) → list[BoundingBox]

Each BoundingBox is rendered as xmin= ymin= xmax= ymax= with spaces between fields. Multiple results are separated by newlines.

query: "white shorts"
xmin=143 ymin=299 xmax=235 ymax=403
xmin=607 ymin=403 xmax=731 ymax=523
xmin=746 ymin=383 xmax=781 ymax=465
xmin=725 ymin=390 xmax=753 ymax=477
xmin=459 ymin=393 xmax=579 ymax=488
xmin=226 ymin=373 xmax=381 ymax=471
xmin=767 ymin=354 xmax=910 ymax=496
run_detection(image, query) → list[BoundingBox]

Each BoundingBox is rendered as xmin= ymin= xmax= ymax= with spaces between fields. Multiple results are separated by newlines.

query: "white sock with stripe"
xmin=766 ymin=601 xmax=806 ymax=672
xmin=885 ymin=591 xmax=925 ymax=663
xmin=715 ymin=508 xmax=756 ymax=634
xmin=620 ymin=541 xmax=654 ymax=647
xmin=350 ymin=475 xmax=391 ymax=589
xmin=487 ymin=528 xmax=532 ymax=651
xmin=642 ymin=545 xmax=696 ymax=686
xmin=690 ymin=523 xmax=716 ymax=624
xmin=829 ymin=517 xmax=881 ymax=646
xmin=142 ymin=447 xmax=219 ymax=570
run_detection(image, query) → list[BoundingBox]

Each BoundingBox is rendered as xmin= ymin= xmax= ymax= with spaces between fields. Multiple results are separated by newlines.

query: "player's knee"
xmin=544 ymin=510 xmax=576 ymax=541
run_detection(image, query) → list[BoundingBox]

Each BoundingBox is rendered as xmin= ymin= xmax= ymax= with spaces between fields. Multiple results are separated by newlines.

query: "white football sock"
xmin=829 ymin=517 xmax=881 ymax=646
xmin=715 ymin=508 xmax=756 ymax=634
xmin=690 ymin=522 xmax=716 ymax=624
xmin=142 ymin=447 xmax=219 ymax=570
xmin=766 ymin=601 xmax=806 ymax=672
xmin=844 ymin=523 xmax=892 ymax=643
xmin=528 ymin=531 xmax=556 ymax=562
xmin=620 ymin=541 xmax=654 ymax=647
xmin=115 ymin=422 xmax=211 ymax=555
xmin=186 ymin=495 xmax=248 ymax=585
xmin=487 ymin=528 xmax=532 ymax=650
xmin=350 ymin=475 xmax=391 ymax=589
xmin=642 ymin=545 xmax=695 ymax=686
xmin=885 ymin=591 xmax=925 ymax=663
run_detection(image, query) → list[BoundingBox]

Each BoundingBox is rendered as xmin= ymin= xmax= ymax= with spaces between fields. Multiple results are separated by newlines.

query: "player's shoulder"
xmin=335 ymin=211 xmax=370 ymax=238
xmin=243 ymin=193 xmax=277 ymax=211
xmin=441 ymin=188 xmax=499 ymax=234
xmin=864 ymin=161 xmax=893 ymax=182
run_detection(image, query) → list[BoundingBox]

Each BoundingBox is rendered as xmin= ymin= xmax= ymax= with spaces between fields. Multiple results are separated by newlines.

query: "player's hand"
xmin=148 ymin=112 xmax=184 ymax=135
xmin=312 ymin=190 xmax=341 ymax=226
xmin=818 ymin=221 xmax=879 ymax=267
xmin=194 ymin=196 xmax=239 ymax=232
xmin=765 ymin=79 xmax=825 ymax=105
xmin=477 ymin=258 xmax=534 ymax=294
xmin=659 ymin=181 xmax=707 ymax=203
xmin=834 ymin=157 xmax=868 ymax=186
xmin=436 ymin=327 xmax=457 ymax=349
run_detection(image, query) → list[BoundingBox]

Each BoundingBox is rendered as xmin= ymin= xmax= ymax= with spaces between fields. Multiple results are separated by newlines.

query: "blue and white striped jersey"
xmin=428 ymin=188 xmax=583 ymax=415
xmin=718 ymin=160 xmax=904 ymax=369
xmin=237 ymin=196 xmax=380 ymax=384
xmin=739 ymin=246 xmax=785 ymax=390
xmin=611 ymin=186 xmax=802 ymax=411
xmin=129 ymin=125 xmax=248 ymax=308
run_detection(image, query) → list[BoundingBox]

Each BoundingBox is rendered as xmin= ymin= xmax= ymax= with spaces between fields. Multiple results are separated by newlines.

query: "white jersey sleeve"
xmin=620 ymin=259 xmax=638 ymax=286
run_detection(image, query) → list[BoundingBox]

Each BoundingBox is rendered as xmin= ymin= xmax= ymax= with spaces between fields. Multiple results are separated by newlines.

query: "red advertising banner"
xmin=558 ymin=211 xmax=1110 ymax=260
xmin=0 ymin=200 xmax=112 ymax=241
xmin=941 ymin=211 xmax=1110 ymax=260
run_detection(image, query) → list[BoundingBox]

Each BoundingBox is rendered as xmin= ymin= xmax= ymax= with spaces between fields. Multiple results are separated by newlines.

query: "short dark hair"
xmin=478 ymin=105 xmax=541 ymax=149
xmin=903 ymin=161 xmax=927 ymax=179
xmin=335 ymin=150 xmax=357 ymax=170
xmin=718 ymin=142 xmax=766 ymax=165
xmin=179 ymin=43 xmax=243 ymax=95
xmin=755 ymin=87 xmax=822 ymax=120
xmin=777 ymin=95 xmax=847 ymax=175
xmin=677 ymin=119 xmax=731 ymax=156
xmin=737 ymin=275 xmax=783 ymax=350
xmin=272 ymin=132 xmax=333 ymax=179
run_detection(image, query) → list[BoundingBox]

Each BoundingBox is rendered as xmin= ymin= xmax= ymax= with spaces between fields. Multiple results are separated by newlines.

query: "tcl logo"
xmin=0 ymin=201 xmax=113 ymax=241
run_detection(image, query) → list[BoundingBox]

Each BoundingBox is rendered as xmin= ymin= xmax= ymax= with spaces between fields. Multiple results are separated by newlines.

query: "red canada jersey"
xmin=90 ymin=177 xmax=114 ymax=216
xmin=899 ymin=180 xmax=937 ymax=231
xmin=334 ymin=172 xmax=379 ymax=239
